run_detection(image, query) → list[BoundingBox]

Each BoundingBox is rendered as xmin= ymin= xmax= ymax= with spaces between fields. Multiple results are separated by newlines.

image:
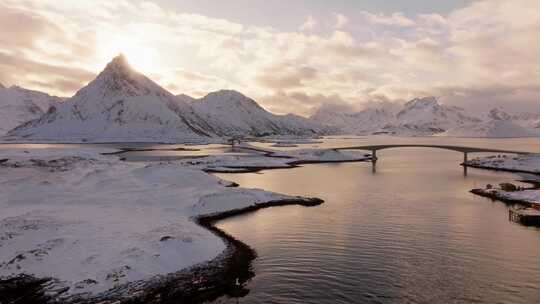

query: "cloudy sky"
xmin=0 ymin=0 xmax=538 ymax=116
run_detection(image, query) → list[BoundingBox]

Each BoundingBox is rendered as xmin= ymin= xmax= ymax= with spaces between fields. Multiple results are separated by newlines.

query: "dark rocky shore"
xmin=0 ymin=198 xmax=323 ymax=304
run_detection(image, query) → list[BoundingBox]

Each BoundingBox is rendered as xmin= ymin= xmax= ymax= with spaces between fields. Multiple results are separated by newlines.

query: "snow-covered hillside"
xmin=385 ymin=97 xmax=481 ymax=135
xmin=190 ymin=90 xmax=325 ymax=137
xmin=311 ymin=107 xmax=394 ymax=135
xmin=0 ymin=85 xmax=61 ymax=135
xmin=443 ymin=108 xmax=539 ymax=138
xmin=313 ymin=97 xmax=481 ymax=136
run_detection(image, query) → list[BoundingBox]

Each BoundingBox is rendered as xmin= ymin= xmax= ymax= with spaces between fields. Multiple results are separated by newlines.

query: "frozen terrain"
xmin=467 ymin=153 xmax=540 ymax=207
xmin=127 ymin=143 xmax=370 ymax=173
xmin=0 ymin=85 xmax=61 ymax=135
xmin=466 ymin=154 xmax=540 ymax=174
xmin=0 ymin=145 xmax=368 ymax=300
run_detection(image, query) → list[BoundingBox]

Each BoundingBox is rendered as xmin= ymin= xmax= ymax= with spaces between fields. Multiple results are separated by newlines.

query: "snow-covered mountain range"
xmin=313 ymin=97 xmax=540 ymax=138
xmin=0 ymin=85 xmax=61 ymax=135
xmin=443 ymin=108 xmax=539 ymax=138
xmin=312 ymin=97 xmax=481 ymax=136
xmin=3 ymin=55 xmax=539 ymax=141
xmin=7 ymin=55 xmax=323 ymax=142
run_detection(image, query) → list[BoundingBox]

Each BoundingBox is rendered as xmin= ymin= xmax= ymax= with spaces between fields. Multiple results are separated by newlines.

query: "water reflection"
xmin=213 ymin=139 xmax=540 ymax=304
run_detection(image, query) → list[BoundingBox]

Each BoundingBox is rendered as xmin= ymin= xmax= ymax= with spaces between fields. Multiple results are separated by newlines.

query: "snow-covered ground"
xmin=477 ymin=188 xmax=540 ymax=205
xmin=468 ymin=153 xmax=540 ymax=207
xmin=125 ymin=145 xmax=370 ymax=173
xmin=466 ymin=154 xmax=540 ymax=174
xmin=0 ymin=146 xmax=368 ymax=300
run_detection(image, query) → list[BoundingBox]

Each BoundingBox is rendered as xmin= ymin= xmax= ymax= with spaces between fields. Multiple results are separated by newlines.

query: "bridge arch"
xmin=334 ymin=144 xmax=529 ymax=174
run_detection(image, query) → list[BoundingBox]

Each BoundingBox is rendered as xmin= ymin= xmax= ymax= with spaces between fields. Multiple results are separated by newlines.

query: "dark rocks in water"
xmin=499 ymin=183 xmax=518 ymax=192
xmin=160 ymin=236 xmax=173 ymax=242
xmin=0 ymin=159 xmax=8 ymax=164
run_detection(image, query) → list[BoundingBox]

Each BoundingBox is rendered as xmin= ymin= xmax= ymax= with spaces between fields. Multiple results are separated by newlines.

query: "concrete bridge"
xmin=334 ymin=144 xmax=531 ymax=174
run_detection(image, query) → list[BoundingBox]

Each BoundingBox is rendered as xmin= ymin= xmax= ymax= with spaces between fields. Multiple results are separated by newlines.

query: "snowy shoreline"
xmin=0 ymin=145 xmax=367 ymax=303
xmin=465 ymin=154 xmax=540 ymax=225
xmin=465 ymin=154 xmax=540 ymax=175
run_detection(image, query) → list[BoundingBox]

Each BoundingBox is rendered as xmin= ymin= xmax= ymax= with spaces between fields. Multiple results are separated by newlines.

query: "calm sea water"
xmin=211 ymin=137 xmax=540 ymax=304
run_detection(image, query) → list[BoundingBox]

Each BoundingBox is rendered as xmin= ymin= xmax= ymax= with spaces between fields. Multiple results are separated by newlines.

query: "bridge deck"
xmin=334 ymin=144 xmax=531 ymax=154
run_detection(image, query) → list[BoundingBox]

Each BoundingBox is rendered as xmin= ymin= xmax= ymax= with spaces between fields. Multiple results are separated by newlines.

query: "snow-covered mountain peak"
xmin=176 ymin=94 xmax=196 ymax=103
xmin=83 ymin=54 xmax=169 ymax=100
xmin=201 ymin=90 xmax=263 ymax=110
xmin=397 ymin=96 xmax=443 ymax=120
xmin=402 ymin=96 xmax=439 ymax=109
xmin=101 ymin=54 xmax=135 ymax=78
xmin=488 ymin=108 xmax=512 ymax=121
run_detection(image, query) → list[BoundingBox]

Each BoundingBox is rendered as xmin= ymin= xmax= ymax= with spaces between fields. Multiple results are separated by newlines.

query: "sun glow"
xmin=103 ymin=38 xmax=158 ymax=73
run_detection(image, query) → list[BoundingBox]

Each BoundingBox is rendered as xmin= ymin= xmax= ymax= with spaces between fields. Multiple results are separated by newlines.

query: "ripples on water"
xmin=213 ymin=137 xmax=540 ymax=304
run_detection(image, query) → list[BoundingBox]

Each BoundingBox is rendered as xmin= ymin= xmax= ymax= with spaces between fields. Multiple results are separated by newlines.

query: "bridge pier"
xmin=463 ymin=152 xmax=468 ymax=176
xmin=371 ymin=150 xmax=377 ymax=173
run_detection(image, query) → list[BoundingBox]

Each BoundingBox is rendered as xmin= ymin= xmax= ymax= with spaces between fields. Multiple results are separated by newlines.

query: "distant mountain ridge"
xmin=313 ymin=97 xmax=540 ymax=137
xmin=312 ymin=96 xmax=482 ymax=136
xmin=443 ymin=108 xmax=539 ymax=138
xmin=311 ymin=107 xmax=394 ymax=135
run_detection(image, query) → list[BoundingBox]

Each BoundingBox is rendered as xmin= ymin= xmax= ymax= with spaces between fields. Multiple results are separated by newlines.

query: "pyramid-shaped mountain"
xmin=9 ymin=55 xmax=214 ymax=142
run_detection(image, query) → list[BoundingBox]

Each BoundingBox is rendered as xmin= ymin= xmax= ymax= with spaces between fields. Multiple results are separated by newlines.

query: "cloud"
xmin=334 ymin=13 xmax=349 ymax=29
xmin=299 ymin=15 xmax=317 ymax=31
xmin=1 ymin=0 xmax=540 ymax=115
xmin=260 ymin=91 xmax=350 ymax=116
xmin=255 ymin=63 xmax=319 ymax=90
xmin=0 ymin=3 xmax=61 ymax=49
xmin=361 ymin=11 xmax=415 ymax=27
xmin=0 ymin=51 xmax=94 ymax=96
